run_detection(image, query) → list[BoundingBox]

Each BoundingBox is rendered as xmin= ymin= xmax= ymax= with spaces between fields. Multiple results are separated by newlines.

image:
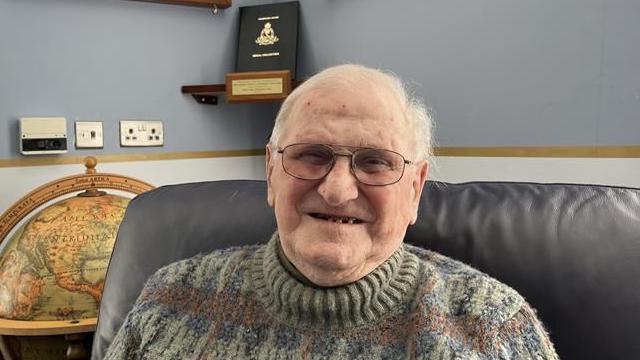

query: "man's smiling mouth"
xmin=309 ymin=213 xmax=364 ymax=224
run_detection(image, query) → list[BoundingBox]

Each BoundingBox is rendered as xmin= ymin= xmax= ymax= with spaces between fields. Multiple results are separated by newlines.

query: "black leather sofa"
xmin=92 ymin=180 xmax=640 ymax=360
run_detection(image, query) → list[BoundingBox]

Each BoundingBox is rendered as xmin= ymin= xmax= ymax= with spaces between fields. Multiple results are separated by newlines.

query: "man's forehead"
xmin=292 ymin=86 xmax=401 ymax=121
xmin=281 ymin=87 xmax=411 ymax=153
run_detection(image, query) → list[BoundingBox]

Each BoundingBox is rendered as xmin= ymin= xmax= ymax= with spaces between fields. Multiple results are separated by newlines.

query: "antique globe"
xmin=0 ymin=194 xmax=129 ymax=322
xmin=0 ymin=157 xmax=153 ymax=360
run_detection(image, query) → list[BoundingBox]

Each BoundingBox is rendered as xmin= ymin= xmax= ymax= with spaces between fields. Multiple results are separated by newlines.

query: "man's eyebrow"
xmin=307 ymin=106 xmax=370 ymax=119
xmin=355 ymin=137 xmax=383 ymax=149
xmin=333 ymin=143 xmax=387 ymax=151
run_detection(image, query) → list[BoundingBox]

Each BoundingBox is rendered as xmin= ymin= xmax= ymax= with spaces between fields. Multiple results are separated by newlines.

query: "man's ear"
xmin=265 ymin=144 xmax=275 ymax=208
xmin=409 ymin=160 xmax=429 ymax=225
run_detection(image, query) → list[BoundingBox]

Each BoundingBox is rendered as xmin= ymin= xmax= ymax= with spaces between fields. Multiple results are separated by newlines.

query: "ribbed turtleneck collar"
xmin=275 ymin=236 xmax=319 ymax=288
xmin=250 ymin=233 xmax=421 ymax=329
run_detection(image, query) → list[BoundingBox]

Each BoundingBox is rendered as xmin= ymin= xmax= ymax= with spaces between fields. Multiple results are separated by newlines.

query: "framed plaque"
xmin=235 ymin=1 xmax=300 ymax=77
xmin=226 ymin=70 xmax=291 ymax=103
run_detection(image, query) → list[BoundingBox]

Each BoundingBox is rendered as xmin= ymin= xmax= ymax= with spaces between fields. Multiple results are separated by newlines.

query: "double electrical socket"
xmin=120 ymin=120 xmax=164 ymax=147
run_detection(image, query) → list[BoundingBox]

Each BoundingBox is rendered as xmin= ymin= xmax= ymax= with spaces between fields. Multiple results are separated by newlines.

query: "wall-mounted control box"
xmin=19 ymin=117 xmax=68 ymax=155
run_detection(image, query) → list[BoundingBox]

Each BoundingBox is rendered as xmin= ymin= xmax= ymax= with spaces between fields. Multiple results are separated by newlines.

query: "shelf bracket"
xmin=191 ymin=94 xmax=219 ymax=105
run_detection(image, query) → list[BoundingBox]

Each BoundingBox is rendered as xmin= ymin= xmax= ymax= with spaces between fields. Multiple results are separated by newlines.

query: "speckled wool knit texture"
xmin=105 ymin=234 xmax=558 ymax=359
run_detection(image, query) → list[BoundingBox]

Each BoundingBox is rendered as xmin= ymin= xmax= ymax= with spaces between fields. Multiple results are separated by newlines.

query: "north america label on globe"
xmin=0 ymin=194 xmax=129 ymax=321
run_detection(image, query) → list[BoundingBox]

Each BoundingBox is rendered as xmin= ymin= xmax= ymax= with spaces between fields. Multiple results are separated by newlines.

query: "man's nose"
xmin=317 ymin=156 xmax=359 ymax=206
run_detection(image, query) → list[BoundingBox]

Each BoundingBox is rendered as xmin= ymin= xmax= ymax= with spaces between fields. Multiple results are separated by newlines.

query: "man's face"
xmin=266 ymin=86 xmax=429 ymax=286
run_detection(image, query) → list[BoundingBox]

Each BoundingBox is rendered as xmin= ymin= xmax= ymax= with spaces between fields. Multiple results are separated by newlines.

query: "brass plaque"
xmin=225 ymin=70 xmax=291 ymax=103
xmin=231 ymin=78 xmax=284 ymax=96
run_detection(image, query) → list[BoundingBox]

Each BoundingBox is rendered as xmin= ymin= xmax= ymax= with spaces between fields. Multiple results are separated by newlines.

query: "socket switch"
xmin=120 ymin=120 xmax=164 ymax=147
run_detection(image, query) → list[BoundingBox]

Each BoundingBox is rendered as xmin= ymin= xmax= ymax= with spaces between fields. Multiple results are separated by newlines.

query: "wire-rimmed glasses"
xmin=277 ymin=143 xmax=413 ymax=186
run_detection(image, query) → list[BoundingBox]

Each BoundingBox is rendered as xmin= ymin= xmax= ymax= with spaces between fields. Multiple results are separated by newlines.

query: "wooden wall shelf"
xmin=182 ymin=80 xmax=303 ymax=105
xmin=130 ymin=0 xmax=232 ymax=9
xmin=181 ymin=84 xmax=226 ymax=105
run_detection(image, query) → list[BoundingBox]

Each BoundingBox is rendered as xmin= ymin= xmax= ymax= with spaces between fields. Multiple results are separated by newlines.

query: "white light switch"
xmin=75 ymin=121 xmax=103 ymax=149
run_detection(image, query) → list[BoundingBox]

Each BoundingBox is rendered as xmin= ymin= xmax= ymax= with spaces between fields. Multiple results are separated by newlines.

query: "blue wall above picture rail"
xmin=1 ymin=0 xmax=638 ymax=159
xmin=0 ymin=0 xmax=278 ymax=159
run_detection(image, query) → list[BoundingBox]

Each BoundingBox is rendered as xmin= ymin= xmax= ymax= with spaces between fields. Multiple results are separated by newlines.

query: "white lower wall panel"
xmin=0 ymin=156 xmax=268 ymax=216
xmin=430 ymin=157 xmax=640 ymax=188
xmin=2 ymin=155 xmax=639 ymax=218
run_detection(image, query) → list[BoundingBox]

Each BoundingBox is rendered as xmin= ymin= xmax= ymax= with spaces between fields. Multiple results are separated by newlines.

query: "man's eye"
xmin=295 ymin=149 xmax=332 ymax=164
xmin=357 ymin=155 xmax=393 ymax=172
xmin=363 ymin=157 xmax=389 ymax=165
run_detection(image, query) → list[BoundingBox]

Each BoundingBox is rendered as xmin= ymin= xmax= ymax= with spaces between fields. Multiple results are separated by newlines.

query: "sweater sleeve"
xmin=101 ymin=252 xmax=214 ymax=360
xmin=102 ymin=264 xmax=172 ymax=360
xmin=496 ymin=303 xmax=559 ymax=360
xmin=102 ymin=300 xmax=144 ymax=360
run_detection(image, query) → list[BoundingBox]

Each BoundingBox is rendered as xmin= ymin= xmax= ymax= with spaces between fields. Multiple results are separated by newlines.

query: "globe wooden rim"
xmin=0 ymin=317 xmax=97 ymax=336
xmin=0 ymin=172 xmax=154 ymax=245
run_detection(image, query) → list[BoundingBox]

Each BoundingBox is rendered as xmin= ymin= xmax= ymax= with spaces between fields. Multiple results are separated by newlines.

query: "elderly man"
xmin=105 ymin=65 xmax=558 ymax=359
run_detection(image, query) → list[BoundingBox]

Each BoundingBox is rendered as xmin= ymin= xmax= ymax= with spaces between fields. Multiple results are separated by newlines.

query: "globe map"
xmin=0 ymin=194 xmax=129 ymax=322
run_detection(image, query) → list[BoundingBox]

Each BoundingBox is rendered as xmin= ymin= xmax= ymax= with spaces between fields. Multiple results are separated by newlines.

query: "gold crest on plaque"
xmin=255 ymin=22 xmax=279 ymax=46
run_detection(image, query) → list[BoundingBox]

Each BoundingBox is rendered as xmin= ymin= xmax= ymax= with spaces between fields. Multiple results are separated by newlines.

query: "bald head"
xmin=269 ymin=64 xmax=433 ymax=163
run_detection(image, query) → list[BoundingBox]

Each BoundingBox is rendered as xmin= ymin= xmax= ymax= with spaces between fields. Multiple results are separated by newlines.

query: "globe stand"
xmin=0 ymin=318 xmax=96 ymax=359
xmin=0 ymin=157 xmax=154 ymax=360
xmin=65 ymin=333 xmax=89 ymax=360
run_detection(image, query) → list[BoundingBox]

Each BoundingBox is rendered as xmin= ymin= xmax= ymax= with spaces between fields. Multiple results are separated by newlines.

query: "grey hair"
xmin=269 ymin=64 xmax=434 ymax=163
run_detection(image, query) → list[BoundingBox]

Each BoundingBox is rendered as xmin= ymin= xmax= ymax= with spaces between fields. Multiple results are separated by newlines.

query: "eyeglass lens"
xmin=281 ymin=144 xmax=406 ymax=185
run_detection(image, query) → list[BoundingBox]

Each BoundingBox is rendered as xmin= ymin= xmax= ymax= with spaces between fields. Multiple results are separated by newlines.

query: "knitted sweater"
xmin=105 ymin=234 xmax=558 ymax=359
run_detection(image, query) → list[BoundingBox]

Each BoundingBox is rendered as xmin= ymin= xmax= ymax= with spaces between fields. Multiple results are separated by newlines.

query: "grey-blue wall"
xmin=0 ymin=0 xmax=277 ymax=158
xmin=2 ymin=0 xmax=639 ymax=159
xmin=295 ymin=0 xmax=640 ymax=147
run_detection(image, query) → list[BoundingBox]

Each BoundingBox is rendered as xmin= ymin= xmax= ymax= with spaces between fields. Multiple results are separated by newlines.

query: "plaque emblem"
xmin=255 ymin=22 xmax=279 ymax=46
